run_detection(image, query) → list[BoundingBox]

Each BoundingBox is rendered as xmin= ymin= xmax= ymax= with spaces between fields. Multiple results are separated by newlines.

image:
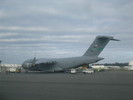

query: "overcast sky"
xmin=0 ymin=0 xmax=133 ymax=64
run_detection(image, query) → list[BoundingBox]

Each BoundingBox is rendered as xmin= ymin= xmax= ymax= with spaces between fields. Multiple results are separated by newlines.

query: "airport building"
xmin=92 ymin=61 xmax=133 ymax=71
xmin=0 ymin=64 xmax=21 ymax=73
xmin=128 ymin=60 xmax=133 ymax=70
xmin=1 ymin=64 xmax=21 ymax=67
xmin=120 ymin=61 xmax=133 ymax=70
xmin=91 ymin=65 xmax=120 ymax=70
xmin=91 ymin=65 xmax=108 ymax=69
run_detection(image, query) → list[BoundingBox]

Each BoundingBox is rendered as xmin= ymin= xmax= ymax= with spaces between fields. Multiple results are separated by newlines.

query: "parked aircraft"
xmin=22 ymin=36 xmax=119 ymax=72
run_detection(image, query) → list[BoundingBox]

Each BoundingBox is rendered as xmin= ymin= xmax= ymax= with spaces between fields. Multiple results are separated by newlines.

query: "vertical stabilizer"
xmin=83 ymin=36 xmax=119 ymax=57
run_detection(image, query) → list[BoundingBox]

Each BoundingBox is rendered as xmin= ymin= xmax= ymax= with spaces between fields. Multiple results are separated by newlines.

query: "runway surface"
xmin=0 ymin=71 xmax=133 ymax=100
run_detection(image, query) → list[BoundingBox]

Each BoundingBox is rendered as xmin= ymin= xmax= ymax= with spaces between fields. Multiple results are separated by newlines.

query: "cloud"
xmin=0 ymin=26 xmax=50 ymax=31
xmin=0 ymin=10 xmax=8 ymax=18
xmin=0 ymin=33 xmax=93 ymax=44
xmin=0 ymin=33 xmax=19 ymax=37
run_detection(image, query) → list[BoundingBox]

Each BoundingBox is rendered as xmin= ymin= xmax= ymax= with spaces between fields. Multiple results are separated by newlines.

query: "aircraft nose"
xmin=22 ymin=61 xmax=32 ymax=69
xmin=22 ymin=58 xmax=36 ymax=70
xmin=22 ymin=62 xmax=28 ymax=69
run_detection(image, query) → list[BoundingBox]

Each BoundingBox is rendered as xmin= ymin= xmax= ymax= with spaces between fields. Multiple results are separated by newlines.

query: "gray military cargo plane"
xmin=22 ymin=36 xmax=119 ymax=72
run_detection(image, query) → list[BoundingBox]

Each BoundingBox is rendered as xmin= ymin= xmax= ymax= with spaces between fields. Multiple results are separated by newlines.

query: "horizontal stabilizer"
xmin=110 ymin=38 xmax=120 ymax=41
xmin=97 ymin=36 xmax=120 ymax=41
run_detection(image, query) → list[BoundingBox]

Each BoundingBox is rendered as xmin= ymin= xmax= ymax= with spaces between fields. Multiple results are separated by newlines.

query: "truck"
xmin=9 ymin=67 xmax=16 ymax=73
xmin=70 ymin=69 xmax=77 ymax=74
xmin=82 ymin=69 xmax=94 ymax=74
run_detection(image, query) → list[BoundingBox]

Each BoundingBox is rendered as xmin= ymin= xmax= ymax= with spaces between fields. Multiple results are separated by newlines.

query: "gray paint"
xmin=22 ymin=36 xmax=119 ymax=72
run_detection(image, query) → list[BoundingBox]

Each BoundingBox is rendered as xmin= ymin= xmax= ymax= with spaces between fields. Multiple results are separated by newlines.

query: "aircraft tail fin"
xmin=83 ymin=36 xmax=119 ymax=57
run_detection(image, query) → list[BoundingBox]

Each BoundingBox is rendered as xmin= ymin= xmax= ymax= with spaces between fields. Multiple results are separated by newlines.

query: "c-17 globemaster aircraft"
xmin=22 ymin=36 xmax=119 ymax=72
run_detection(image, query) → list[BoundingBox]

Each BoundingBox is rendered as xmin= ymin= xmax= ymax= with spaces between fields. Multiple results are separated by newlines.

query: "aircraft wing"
xmin=35 ymin=59 xmax=57 ymax=65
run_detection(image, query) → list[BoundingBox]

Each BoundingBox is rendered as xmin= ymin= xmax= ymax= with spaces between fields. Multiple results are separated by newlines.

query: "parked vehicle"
xmin=70 ymin=69 xmax=77 ymax=74
xmin=82 ymin=69 xmax=94 ymax=74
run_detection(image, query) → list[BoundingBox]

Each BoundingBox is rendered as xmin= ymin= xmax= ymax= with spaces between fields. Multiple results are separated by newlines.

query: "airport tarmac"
xmin=0 ymin=71 xmax=133 ymax=100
